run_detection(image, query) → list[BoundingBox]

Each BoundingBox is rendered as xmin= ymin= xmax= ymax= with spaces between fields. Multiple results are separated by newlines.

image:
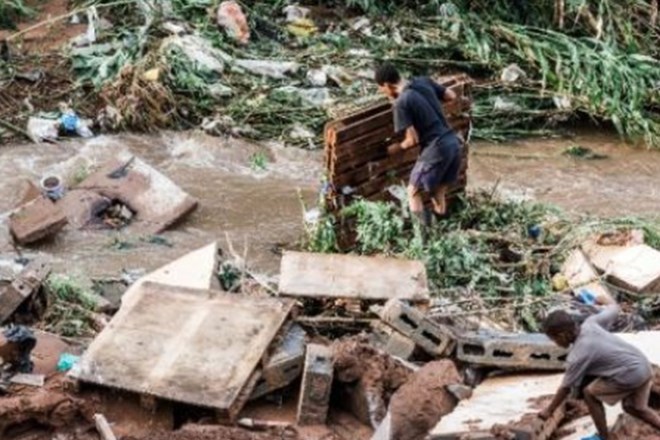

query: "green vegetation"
xmin=43 ymin=274 xmax=99 ymax=337
xmin=249 ymin=151 xmax=269 ymax=171
xmin=304 ymin=190 xmax=660 ymax=330
xmin=0 ymin=0 xmax=35 ymax=30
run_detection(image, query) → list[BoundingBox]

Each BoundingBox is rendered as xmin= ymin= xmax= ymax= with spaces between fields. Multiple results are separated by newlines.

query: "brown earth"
xmin=388 ymin=360 xmax=462 ymax=440
xmin=126 ymin=424 xmax=300 ymax=440
xmin=333 ymin=335 xmax=412 ymax=427
xmin=610 ymin=413 xmax=660 ymax=440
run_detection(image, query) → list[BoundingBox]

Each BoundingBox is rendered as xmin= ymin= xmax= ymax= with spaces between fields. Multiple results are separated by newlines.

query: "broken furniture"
xmin=323 ymin=74 xmax=473 ymax=213
xmin=70 ymin=281 xmax=294 ymax=421
xmin=279 ymin=251 xmax=430 ymax=302
xmin=9 ymin=155 xmax=198 ymax=245
xmin=0 ymin=260 xmax=50 ymax=324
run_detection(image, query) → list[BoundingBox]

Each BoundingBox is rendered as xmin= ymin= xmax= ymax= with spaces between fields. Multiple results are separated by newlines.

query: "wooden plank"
xmin=334 ymin=101 xmax=392 ymax=127
xmin=333 ymin=148 xmax=419 ymax=189
xmin=335 ymin=110 xmax=394 ymax=144
xmin=71 ymin=281 xmax=293 ymax=420
xmin=333 ymin=126 xmax=397 ymax=159
xmin=278 ymin=251 xmax=429 ymax=301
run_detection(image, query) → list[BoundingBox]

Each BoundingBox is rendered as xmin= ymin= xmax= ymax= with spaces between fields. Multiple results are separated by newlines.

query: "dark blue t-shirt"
xmin=394 ymin=77 xmax=453 ymax=155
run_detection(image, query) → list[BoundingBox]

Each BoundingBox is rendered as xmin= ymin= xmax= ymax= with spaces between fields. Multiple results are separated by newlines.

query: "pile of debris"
xmin=1 ymin=236 xmax=658 ymax=440
xmin=8 ymin=154 xmax=198 ymax=246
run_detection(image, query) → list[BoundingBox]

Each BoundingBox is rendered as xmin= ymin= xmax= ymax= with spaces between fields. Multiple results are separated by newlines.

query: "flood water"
xmin=0 ymin=130 xmax=658 ymax=279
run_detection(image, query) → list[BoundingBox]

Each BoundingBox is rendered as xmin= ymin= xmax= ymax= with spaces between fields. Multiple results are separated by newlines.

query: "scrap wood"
xmin=94 ymin=413 xmax=118 ymax=440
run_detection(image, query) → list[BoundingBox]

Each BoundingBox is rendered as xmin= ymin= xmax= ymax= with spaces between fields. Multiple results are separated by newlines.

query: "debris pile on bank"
xmin=1 ymin=0 xmax=659 ymax=146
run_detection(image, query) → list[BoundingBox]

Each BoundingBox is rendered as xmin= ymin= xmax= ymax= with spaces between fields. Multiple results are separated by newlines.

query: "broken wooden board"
xmin=278 ymin=251 xmax=429 ymax=301
xmin=72 ymin=155 xmax=198 ymax=234
xmin=71 ymin=281 xmax=294 ymax=421
xmin=607 ymin=245 xmax=660 ymax=293
xmin=561 ymin=249 xmax=613 ymax=304
xmin=429 ymin=373 xmax=563 ymax=439
xmin=0 ymin=259 xmax=50 ymax=323
xmin=9 ymin=195 xmax=68 ymax=245
xmin=120 ymin=242 xmax=219 ymax=309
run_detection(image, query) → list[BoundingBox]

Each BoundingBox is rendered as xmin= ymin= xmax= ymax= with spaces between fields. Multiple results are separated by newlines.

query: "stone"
xmin=379 ymin=299 xmax=455 ymax=357
xmin=297 ymin=344 xmax=333 ymax=426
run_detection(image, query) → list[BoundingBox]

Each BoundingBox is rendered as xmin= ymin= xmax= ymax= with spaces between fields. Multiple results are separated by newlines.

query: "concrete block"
xmin=251 ymin=324 xmax=306 ymax=400
xmin=297 ymin=343 xmax=333 ymax=426
xmin=370 ymin=321 xmax=416 ymax=360
xmin=379 ymin=299 xmax=455 ymax=357
xmin=607 ymin=245 xmax=660 ymax=293
xmin=9 ymin=195 xmax=68 ymax=245
xmin=0 ymin=260 xmax=51 ymax=323
xmin=456 ymin=331 xmax=567 ymax=371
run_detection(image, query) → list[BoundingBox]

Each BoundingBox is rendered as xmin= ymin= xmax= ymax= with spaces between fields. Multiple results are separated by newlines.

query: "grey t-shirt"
xmin=562 ymin=306 xmax=652 ymax=389
xmin=394 ymin=77 xmax=453 ymax=161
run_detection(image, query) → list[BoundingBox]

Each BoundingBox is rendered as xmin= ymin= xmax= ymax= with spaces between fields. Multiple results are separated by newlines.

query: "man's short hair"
xmin=374 ymin=63 xmax=401 ymax=85
xmin=543 ymin=309 xmax=575 ymax=335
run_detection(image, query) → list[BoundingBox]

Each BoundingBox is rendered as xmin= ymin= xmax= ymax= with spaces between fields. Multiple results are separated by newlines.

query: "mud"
xmin=333 ymin=336 xmax=412 ymax=427
xmin=610 ymin=412 xmax=660 ymax=440
xmin=126 ymin=424 xmax=299 ymax=440
xmin=388 ymin=360 xmax=462 ymax=440
xmin=0 ymin=376 xmax=87 ymax=436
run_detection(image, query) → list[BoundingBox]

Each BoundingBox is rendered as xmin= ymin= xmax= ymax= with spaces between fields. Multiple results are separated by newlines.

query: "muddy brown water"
xmin=0 ymin=130 xmax=659 ymax=280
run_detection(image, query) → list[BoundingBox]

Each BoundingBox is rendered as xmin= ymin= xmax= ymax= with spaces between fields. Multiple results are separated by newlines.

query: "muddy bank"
xmin=388 ymin=360 xmax=461 ymax=440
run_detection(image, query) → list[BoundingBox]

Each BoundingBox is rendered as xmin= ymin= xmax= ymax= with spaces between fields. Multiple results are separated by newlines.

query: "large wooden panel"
xmin=71 ymin=281 xmax=293 ymax=420
xmin=278 ymin=251 xmax=429 ymax=301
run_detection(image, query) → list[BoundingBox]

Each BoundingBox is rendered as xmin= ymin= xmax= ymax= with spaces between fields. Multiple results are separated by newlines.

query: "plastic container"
xmin=40 ymin=175 xmax=65 ymax=200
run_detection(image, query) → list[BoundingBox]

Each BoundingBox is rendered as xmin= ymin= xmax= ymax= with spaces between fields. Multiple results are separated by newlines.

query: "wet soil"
xmin=389 ymin=360 xmax=462 ymax=440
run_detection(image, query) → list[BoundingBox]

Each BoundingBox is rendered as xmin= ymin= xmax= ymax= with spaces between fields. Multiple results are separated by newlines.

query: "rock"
xmin=235 ymin=59 xmax=300 ymax=79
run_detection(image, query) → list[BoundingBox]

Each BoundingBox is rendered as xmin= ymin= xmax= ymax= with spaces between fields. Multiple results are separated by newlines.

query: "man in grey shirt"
xmin=539 ymin=304 xmax=660 ymax=440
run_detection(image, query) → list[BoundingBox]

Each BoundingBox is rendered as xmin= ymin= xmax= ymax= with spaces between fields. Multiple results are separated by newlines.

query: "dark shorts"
xmin=409 ymin=136 xmax=461 ymax=193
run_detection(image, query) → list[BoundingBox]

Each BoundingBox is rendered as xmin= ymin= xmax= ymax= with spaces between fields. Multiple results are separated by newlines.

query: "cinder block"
xmin=251 ymin=324 xmax=306 ymax=400
xmin=370 ymin=321 xmax=416 ymax=360
xmin=379 ymin=299 xmax=455 ymax=357
xmin=297 ymin=343 xmax=333 ymax=426
xmin=0 ymin=260 xmax=51 ymax=323
xmin=456 ymin=332 xmax=567 ymax=371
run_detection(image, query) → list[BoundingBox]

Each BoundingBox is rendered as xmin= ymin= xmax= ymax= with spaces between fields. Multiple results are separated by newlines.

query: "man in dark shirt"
xmin=539 ymin=304 xmax=660 ymax=440
xmin=374 ymin=63 xmax=462 ymax=226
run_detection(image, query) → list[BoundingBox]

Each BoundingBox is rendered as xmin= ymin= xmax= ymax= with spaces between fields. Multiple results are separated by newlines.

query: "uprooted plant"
xmin=303 ymin=189 xmax=660 ymax=330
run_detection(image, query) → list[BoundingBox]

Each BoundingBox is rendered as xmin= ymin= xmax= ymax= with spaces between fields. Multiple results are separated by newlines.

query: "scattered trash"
xmin=351 ymin=17 xmax=372 ymax=36
xmin=277 ymin=86 xmax=332 ymax=107
xmin=161 ymin=34 xmax=230 ymax=74
xmin=1 ymin=326 xmax=36 ymax=373
xmin=553 ymin=94 xmax=572 ymax=110
xmin=71 ymin=6 xmax=100 ymax=47
xmin=290 ymin=123 xmax=315 ymax=140
xmin=39 ymin=175 xmax=65 ymax=201
xmin=307 ymin=68 xmax=328 ymax=87
xmin=493 ymin=96 xmax=522 ymax=112
xmin=287 ymin=18 xmax=318 ymax=38
xmin=216 ymin=1 xmax=250 ymax=45
xmin=562 ymin=145 xmax=608 ymax=160
xmin=500 ymin=63 xmax=526 ymax=83
xmin=235 ymin=59 xmax=300 ymax=79
xmin=283 ymin=5 xmax=310 ymax=22
xmin=27 ymin=117 xmax=59 ymax=143
xmin=59 ymin=106 xmax=94 ymax=138
xmin=56 ymin=353 xmax=80 ymax=372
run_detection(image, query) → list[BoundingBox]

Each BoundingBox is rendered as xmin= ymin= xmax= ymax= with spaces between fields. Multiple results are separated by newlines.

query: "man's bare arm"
xmin=443 ymin=87 xmax=457 ymax=102
xmin=388 ymin=126 xmax=418 ymax=155
xmin=539 ymin=386 xmax=570 ymax=420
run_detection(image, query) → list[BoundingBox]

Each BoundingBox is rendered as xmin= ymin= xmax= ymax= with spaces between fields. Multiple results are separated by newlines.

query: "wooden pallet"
xmin=324 ymin=74 xmax=473 ymax=212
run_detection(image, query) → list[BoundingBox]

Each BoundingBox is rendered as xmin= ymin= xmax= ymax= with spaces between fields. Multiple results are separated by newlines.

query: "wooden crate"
xmin=324 ymin=74 xmax=473 ymax=213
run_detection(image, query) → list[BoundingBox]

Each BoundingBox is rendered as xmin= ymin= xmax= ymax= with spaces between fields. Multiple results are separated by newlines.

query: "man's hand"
xmin=538 ymin=408 xmax=552 ymax=421
xmin=387 ymin=143 xmax=403 ymax=155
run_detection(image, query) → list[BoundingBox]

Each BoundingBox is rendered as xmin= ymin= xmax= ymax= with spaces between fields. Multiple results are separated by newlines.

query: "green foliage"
xmin=0 ymin=0 xmax=35 ymax=30
xmin=46 ymin=274 xmax=97 ymax=310
xmin=249 ymin=151 xmax=269 ymax=171
xmin=44 ymin=274 xmax=99 ymax=337
xmin=341 ymin=199 xmax=405 ymax=254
